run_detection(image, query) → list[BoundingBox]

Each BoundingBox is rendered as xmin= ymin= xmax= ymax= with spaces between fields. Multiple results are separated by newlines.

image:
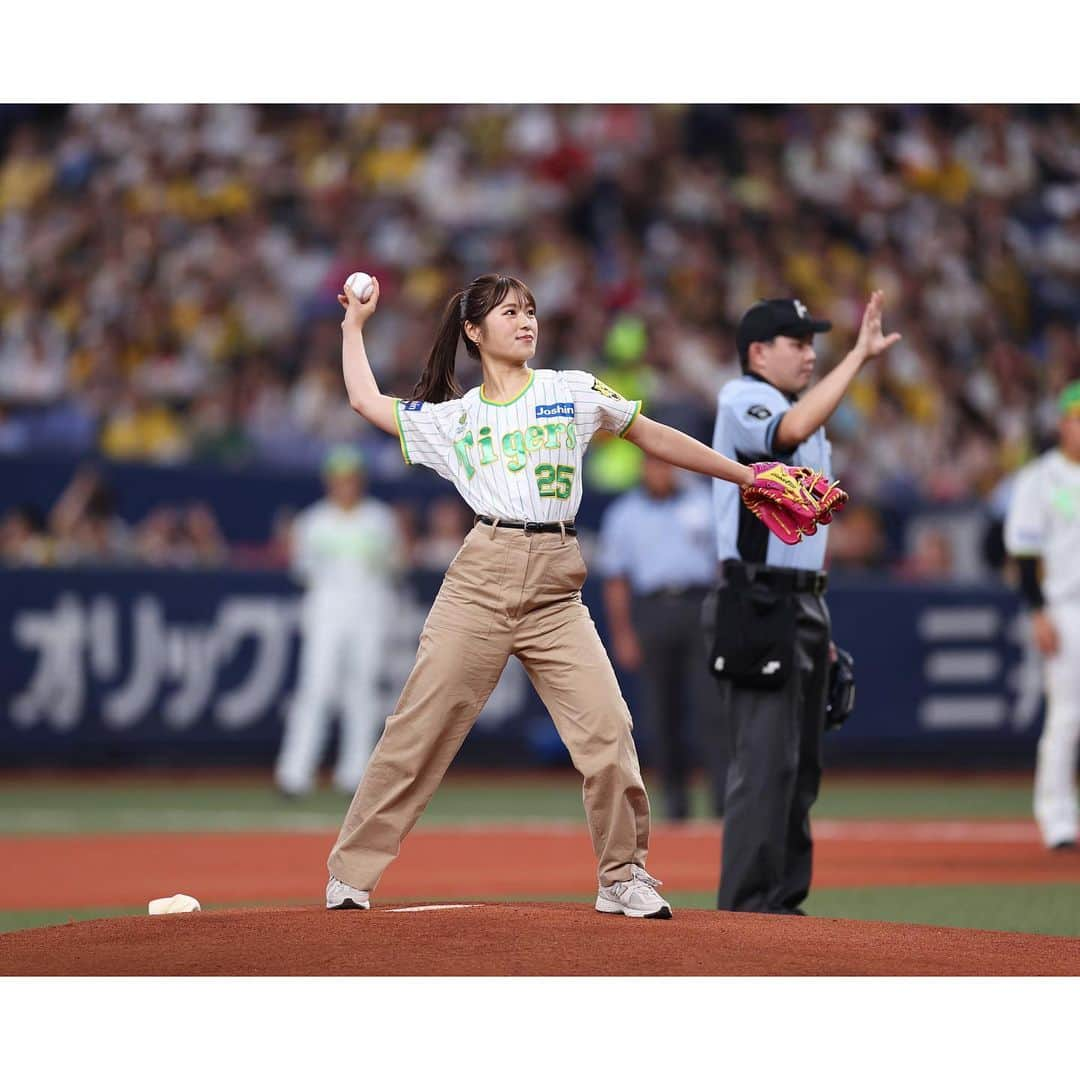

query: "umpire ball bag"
xmin=703 ymin=581 xmax=797 ymax=691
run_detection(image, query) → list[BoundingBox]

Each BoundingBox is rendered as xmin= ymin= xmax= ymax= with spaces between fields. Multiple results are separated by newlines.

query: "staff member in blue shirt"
xmin=709 ymin=292 xmax=899 ymax=914
xmin=598 ymin=455 xmax=727 ymax=821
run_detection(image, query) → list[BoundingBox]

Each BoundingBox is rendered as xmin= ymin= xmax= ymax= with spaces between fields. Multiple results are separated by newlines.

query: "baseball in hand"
xmin=345 ymin=271 xmax=374 ymax=302
xmin=148 ymin=893 xmax=202 ymax=915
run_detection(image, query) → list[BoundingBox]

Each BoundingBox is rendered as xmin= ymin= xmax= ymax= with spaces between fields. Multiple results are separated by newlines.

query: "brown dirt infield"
xmin=5 ymin=821 xmax=1080 ymax=974
xmin=4 ymin=903 xmax=1080 ymax=976
xmin=2 ymin=821 xmax=1078 ymax=912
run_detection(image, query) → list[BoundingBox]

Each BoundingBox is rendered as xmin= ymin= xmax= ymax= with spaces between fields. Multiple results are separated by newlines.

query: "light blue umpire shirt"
xmin=711 ymin=374 xmax=832 ymax=571
xmin=597 ymin=478 xmax=717 ymax=593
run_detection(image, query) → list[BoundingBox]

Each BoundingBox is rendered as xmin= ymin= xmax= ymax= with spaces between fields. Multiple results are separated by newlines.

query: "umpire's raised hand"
xmin=853 ymin=289 xmax=902 ymax=362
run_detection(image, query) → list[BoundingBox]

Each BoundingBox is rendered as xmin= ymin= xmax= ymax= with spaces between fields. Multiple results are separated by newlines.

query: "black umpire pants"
xmin=706 ymin=576 xmax=831 ymax=913
xmin=630 ymin=586 xmax=727 ymax=820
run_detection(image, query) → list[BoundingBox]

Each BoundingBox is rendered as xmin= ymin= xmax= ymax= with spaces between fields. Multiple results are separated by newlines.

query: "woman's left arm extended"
xmin=623 ymin=414 xmax=753 ymax=487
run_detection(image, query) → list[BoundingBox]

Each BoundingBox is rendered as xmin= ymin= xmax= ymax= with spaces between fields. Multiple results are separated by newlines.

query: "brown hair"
xmin=410 ymin=274 xmax=536 ymax=403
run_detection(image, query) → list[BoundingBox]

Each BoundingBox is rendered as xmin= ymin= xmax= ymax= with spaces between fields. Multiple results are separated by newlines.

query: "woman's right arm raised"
xmin=338 ymin=278 xmax=399 ymax=437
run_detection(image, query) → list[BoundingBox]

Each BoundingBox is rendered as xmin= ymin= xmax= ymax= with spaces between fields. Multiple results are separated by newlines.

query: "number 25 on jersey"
xmin=535 ymin=464 xmax=575 ymax=500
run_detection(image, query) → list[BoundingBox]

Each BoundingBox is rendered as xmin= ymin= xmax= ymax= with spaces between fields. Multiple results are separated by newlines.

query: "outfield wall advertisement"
xmin=0 ymin=569 xmax=1041 ymax=767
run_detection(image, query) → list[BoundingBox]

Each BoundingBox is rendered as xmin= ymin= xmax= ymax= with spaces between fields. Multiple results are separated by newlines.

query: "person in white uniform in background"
xmin=275 ymin=445 xmax=401 ymax=797
xmin=1005 ymin=381 xmax=1080 ymax=851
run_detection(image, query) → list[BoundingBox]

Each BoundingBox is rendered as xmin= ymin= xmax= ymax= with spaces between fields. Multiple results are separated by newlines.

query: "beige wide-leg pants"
xmin=328 ymin=523 xmax=651 ymax=890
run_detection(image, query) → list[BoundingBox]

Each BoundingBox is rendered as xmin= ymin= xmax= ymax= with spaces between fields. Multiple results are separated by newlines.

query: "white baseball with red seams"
xmin=345 ymin=271 xmax=374 ymax=302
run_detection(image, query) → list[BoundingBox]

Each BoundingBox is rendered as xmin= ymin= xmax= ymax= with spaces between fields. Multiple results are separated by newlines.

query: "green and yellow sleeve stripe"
xmin=618 ymin=400 xmax=642 ymax=437
xmin=393 ymin=399 xmax=413 ymax=465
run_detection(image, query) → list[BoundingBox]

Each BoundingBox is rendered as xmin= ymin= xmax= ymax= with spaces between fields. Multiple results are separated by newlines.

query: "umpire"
xmin=708 ymin=292 xmax=899 ymax=914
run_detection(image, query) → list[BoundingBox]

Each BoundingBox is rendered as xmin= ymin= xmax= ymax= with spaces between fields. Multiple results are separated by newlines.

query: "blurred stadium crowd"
xmin=1 ymin=103 xmax=1078 ymax=575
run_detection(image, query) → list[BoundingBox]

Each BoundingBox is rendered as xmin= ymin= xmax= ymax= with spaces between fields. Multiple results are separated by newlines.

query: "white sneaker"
xmin=326 ymin=875 xmax=370 ymax=910
xmin=595 ymin=865 xmax=672 ymax=919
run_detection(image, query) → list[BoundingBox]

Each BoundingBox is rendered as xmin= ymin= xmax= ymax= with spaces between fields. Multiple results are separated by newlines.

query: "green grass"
xmin=805 ymin=883 xmax=1080 ymax=937
xmin=0 ymin=774 xmax=1034 ymax=834
xmin=6 ymin=885 xmax=1079 ymax=939
xmin=0 ymin=776 xmax=582 ymax=833
xmin=814 ymin=780 xmax=1032 ymax=820
xmin=656 ymin=886 xmax=1080 ymax=937
xmin=0 ymin=905 xmax=146 ymax=934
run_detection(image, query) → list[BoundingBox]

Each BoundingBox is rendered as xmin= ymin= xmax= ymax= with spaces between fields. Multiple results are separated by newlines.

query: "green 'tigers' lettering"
xmin=502 ymin=430 xmax=528 ymax=472
xmin=1051 ymin=487 xmax=1080 ymax=520
xmin=454 ymin=422 xmax=579 ymax=481
xmin=543 ymin=423 xmax=565 ymax=449
xmin=477 ymin=426 xmax=498 ymax=466
xmin=454 ymin=431 xmax=476 ymax=480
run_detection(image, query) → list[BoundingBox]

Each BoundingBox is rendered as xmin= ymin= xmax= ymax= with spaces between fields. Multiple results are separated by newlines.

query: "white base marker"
xmin=385 ymin=904 xmax=482 ymax=913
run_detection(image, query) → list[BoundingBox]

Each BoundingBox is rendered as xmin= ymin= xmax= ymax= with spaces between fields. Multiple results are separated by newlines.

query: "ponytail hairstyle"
xmin=410 ymin=273 xmax=537 ymax=403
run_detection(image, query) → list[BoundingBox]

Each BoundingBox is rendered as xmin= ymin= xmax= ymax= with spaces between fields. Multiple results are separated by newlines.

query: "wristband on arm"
xmin=1016 ymin=556 xmax=1045 ymax=611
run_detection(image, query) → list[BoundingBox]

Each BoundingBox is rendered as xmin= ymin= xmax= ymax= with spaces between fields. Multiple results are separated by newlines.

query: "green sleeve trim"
xmin=393 ymin=399 xmax=413 ymax=465
xmin=618 ymin=400 xmax=642 ymax=436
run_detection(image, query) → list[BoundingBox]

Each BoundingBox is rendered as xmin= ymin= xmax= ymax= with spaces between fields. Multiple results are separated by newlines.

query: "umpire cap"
xmin=737 ymin=299 xmax=832 ymax=367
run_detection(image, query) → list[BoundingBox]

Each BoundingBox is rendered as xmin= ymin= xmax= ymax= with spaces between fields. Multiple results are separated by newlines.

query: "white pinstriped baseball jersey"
xmin=393 ymin=368 xmax=641 ymax=521
xmin=1005 ymin=450 xmax=1080 ymax=605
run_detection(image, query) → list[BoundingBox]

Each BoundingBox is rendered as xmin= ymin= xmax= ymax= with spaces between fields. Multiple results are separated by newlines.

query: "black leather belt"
xmin=476 ymin=515 xmax=577 ymax=536
xmin=721 ymin=559 xmax=827 ymax=597
xmin=642 ymin=584 xmax=711 ymax=600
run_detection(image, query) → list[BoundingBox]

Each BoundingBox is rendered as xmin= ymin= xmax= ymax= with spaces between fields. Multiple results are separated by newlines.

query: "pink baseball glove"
xmin=791 ymin=466 xmax=849 ymax=525
xmin=740 ymin=462 xmax=848 ymax=545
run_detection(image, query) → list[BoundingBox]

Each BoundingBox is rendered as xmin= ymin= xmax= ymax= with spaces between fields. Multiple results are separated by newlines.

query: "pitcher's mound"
xmin=3 ymin=903 xmax=1078 ymax=976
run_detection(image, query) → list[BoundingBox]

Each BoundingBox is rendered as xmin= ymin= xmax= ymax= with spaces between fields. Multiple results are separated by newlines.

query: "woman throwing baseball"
xmin=327 ymin=273 xmax=808 ymax=919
